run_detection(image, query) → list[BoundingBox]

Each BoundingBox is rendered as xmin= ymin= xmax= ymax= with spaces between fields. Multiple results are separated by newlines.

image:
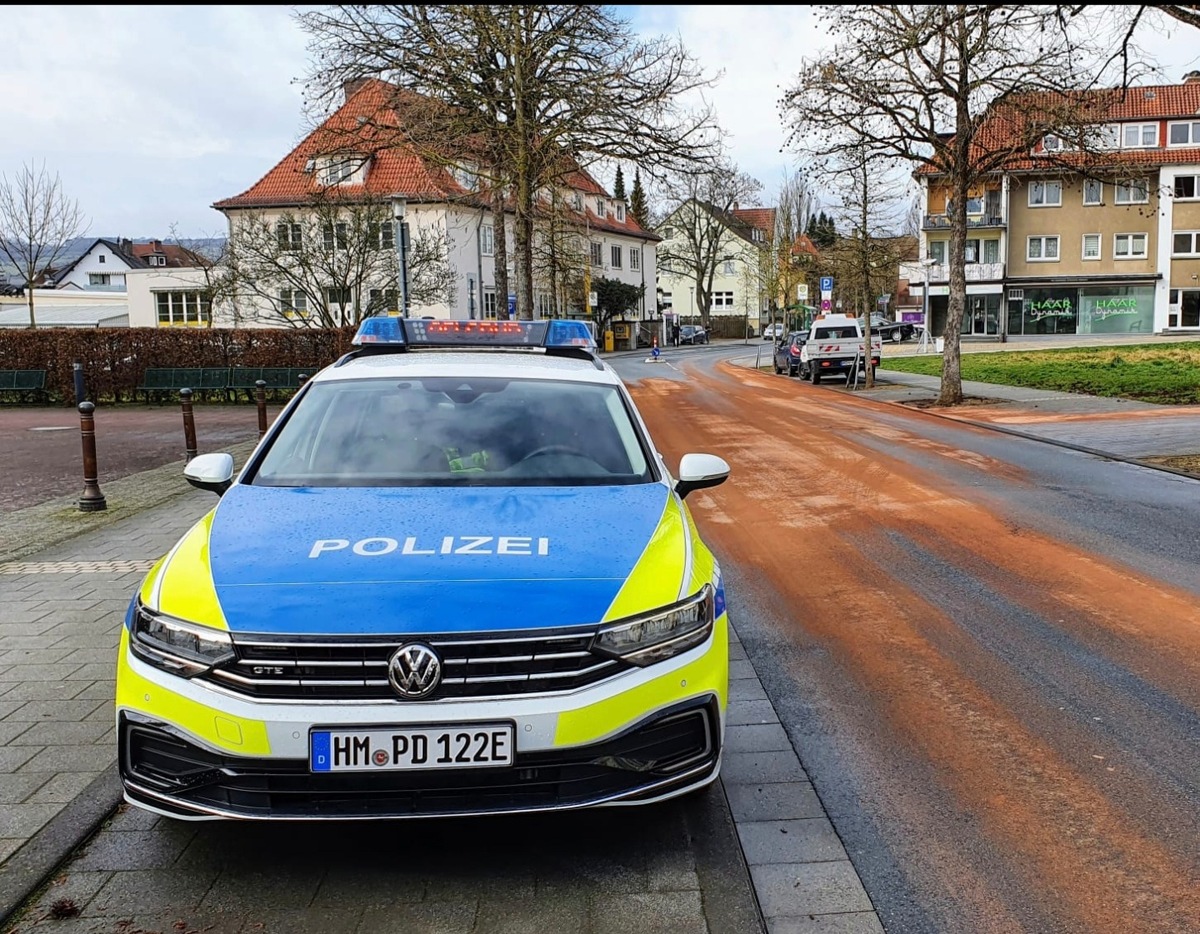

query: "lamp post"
xmin=920 ymin=257 xmax=937 ymax=354
xmin=393 ymin=197 xmax=410 ymax=317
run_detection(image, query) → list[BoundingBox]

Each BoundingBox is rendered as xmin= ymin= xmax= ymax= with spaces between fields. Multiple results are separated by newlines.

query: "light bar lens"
xmin=593 ymin=586 xmax=715 ymax=667
xmin=350 ymin=317 xmax=597 ymax=349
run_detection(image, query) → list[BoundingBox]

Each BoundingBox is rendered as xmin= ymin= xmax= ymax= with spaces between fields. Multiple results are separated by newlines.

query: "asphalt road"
xmin=614 ymin=344 xmax=1200 ymax=933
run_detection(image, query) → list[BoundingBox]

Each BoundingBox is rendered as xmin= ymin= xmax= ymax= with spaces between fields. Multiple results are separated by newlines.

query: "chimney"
xmin=151 ymin=239 xmax=162 ymax=251
xmin=119 ymin=238 xmax=132 ymax=254
xmin=732 ymin=201 xmax=739 ymax=212
xmin=342 ymin=77 xmax=371 ymax=102
xmin=1184 ymin=70 xmax=1200 ymax=85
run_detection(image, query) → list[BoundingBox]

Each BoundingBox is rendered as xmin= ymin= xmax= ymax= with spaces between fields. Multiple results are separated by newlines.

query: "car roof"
xmin=309 ymin=349 xmax=624 ymax=386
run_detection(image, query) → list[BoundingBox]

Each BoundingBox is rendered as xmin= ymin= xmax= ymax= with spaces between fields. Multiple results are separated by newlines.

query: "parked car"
xmin=679 ymin=324 xmax=709 ymax=345
xmin=772 ymin=331 xmax=808 ymax=376
xmin=857 ymin=313 xmax=914 ymax=343
xmin=762 ymin=323 xmax=784 ymax=341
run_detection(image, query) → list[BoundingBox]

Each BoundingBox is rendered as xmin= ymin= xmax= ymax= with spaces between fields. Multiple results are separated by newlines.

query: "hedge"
xmin=0 ymin=326 xmax=357 ymax=404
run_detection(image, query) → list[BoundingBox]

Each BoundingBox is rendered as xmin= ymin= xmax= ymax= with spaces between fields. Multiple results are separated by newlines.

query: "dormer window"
xmin=320 ymin=155 xmax=365 ymax=186
xmin=572 ymin=192 xmax=583 ymax=211
xmin=450 ymin=163 xmax=479 ymax=191
xmin=1042 ymin=134 xmax=1063 ymax=152
xmin=615 ymin=203 xmax=625 ymax=222
xmin=752 ymin=228 xmax=764 ymax=243
xmin=1122 ymin=123 xmax=1158 ymax=149
xmin=150 ymin=255 xmax=166 ymax=266
xmin=596 ymin=198 xmax=605 ymax=216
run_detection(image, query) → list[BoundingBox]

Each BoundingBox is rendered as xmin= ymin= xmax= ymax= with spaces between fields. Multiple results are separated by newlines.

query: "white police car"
xmin=117 ymin=318 xmax=731 ymax=819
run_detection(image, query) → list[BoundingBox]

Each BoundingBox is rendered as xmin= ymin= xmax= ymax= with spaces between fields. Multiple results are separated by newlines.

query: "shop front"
xmin=927 ymin=287 xmax=1003 ymax=337
xmin=1005 ymin=283 xmax=1156 ymax=337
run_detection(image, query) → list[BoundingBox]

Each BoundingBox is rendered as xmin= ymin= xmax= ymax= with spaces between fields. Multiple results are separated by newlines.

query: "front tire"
xmin=810 ymin=368 xmax=821 ymax=385
xmin=891 ymin=330 xmax=902 ymax=343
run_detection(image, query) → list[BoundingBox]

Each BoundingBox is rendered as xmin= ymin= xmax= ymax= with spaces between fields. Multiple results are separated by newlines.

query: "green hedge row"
xmin=0 ymin=326 xmax=357 ymax=403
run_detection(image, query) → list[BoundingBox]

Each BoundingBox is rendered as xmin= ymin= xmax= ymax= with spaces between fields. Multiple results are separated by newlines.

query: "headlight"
xmin=593 ymin=585 xmax=714 ymax=666
xmin=130 ymin=601 xmax=235 ymax=678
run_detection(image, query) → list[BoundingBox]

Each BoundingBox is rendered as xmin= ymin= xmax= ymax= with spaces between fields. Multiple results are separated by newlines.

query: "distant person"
xmin=672 ymin=323 xmax=681 ymax=346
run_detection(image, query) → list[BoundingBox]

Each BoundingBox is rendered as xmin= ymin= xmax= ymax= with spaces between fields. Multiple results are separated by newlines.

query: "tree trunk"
xmin=26 ymin=284 xmax=36 ymax=329
xmin=938 ymin=163 xmax=970 ymax=405
xmin=491 ymin=189 xmax=508 ymax=320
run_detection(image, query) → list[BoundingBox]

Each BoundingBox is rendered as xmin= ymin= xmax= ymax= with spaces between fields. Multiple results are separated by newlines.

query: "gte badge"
xmin=308 ymin=536 xmax=551 ymax=557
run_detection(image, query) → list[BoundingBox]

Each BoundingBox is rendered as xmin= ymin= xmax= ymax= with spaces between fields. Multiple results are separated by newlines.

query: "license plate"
xmin=310 ymin=724 xmax=515 ymax=773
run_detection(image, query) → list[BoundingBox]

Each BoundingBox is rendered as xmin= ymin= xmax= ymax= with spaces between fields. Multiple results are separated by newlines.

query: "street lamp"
xmin=393 ymin=197 xmax=410 ymax=318
xmin=919 ymin=256 xmax=937 ymax=353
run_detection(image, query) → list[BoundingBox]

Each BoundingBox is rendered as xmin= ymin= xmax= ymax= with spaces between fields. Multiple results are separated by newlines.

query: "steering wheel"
xmin=518 ymin=444 xmax=597 ymax=463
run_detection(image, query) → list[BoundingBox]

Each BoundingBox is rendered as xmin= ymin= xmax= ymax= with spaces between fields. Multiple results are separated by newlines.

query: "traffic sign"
xmin=796 ymin=284 xmax=809 ymax=301
xmin=820 ymin=298 xmax=832 ymax=312
xmin=820 ymin=276 xmax=834 ymax=292
xmin=651 ymin=346 xmax=661 ymax=358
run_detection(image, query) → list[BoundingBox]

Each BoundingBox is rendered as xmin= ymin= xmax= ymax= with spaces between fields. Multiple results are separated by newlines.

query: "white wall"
xmin=656 ymin=226 xmax=762 ymax=318
xmin=126 ymin=268 xmax=215 ymax=327
xmin=56 ymin=242 xmax=133 ymax=291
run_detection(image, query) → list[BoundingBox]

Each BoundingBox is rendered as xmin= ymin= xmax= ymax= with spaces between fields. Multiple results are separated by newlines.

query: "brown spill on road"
xmin=630 ymin=360 xmax=1200 ymax=932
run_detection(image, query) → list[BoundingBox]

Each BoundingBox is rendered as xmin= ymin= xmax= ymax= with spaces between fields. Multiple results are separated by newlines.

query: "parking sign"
xmin=820 ymin=276 xmax=834 ymax=292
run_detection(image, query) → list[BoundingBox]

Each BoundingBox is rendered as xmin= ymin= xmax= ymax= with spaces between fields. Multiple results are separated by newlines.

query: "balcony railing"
xmin=922 ymin=214 xmax=1006 ymax=229
xmin=919 ymin=262 xmax=1004 ymax=284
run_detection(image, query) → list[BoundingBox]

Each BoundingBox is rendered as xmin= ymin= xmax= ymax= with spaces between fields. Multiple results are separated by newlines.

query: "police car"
xmin=117 ymin=318 xmax=731 ymax=819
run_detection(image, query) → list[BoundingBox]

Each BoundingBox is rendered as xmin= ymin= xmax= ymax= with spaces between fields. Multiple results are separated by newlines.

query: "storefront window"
xmin=1021 ymin=288 xmax=1078 ymax=335
xmin=1078 ymin=285 xmax=1154 ymax=334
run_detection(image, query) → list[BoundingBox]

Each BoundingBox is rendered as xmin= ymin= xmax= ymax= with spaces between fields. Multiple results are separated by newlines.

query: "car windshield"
xmin=681 ymin=326 xmax=697 ymax=335
xmin=251 ymin=376 xmax=654 ymax=488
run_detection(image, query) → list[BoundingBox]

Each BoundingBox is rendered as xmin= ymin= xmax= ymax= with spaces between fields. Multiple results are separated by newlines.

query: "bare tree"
xmin=657 ymin=163 xmax=763 ymax=328
xmin=168 ymin=224 xmax=238 ymax=328
xmin=531 ymin=192 xmax=589 ymax=316
xmin=0 ymin=162 xmax=89 ymax=328
xmin=297 ymin=5 xmax=720 ymax=320
xmin=782 ymin=5 xmax=1132 ymax=404
xmin=767 ymin=170 xmax=817 ymax=331
xmin=224 ymin=193 xmax=455 ymax=328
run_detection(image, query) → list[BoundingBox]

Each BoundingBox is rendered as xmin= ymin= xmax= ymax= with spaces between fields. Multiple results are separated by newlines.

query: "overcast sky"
xmin=2 ymin=5 xmax=1198 ymax=238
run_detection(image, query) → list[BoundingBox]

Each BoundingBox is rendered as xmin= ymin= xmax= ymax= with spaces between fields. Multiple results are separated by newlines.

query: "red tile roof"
xmin=732 ymin=207 xmax=776 ymax=235
xmin=791 ymin=233 xmax=820 ymax=258
xmin=213 ymin=79 xmax=651 ymax=238
xmin=919 ymin=80 xmax=1200 ymax=176
xmin=129 ymin=242 xmax=196 ymax=268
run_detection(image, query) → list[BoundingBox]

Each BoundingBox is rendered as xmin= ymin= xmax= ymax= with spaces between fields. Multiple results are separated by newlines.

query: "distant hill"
xmin=1 ymin=236 xmax=227 ymax=281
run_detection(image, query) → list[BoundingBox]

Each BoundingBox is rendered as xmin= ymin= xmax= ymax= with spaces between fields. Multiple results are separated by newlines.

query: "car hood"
xmin=159 ymin=484 xmax=687 ymax=636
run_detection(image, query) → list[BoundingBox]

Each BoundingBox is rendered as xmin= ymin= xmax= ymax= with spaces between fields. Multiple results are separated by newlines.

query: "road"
xmin=613 ymin=344 xmax=1200 ymax=933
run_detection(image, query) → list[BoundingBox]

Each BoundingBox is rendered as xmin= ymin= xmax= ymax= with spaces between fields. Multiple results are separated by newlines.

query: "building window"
xmin=1114 ymin=178 xmax=1149 ymax=204
xmin=1169 ymin=121 xmax=1200 ymax=146
xmin=964 ymin=238 xmax=980 ymax=263
xmin=1027 ymin=236 xmax=1060 ymax=261
xmin=1174 ymin=175 xmax=1199 ymax=200
xmin=155 ymin=291 xmax=211 ymax=327
xmin=280 ymin=289 xmax=309 ymax=318
xmin=1083 ymin=179 xmax=1103 ymax=205
xmin=723 ymin=260 xmax=736 ymax=275
xmin=983 ymin=239 xmax=1000 ymax=264
xmin=321 ymin=156 xmax=359 ymax=186
xmin=1041 ymin=133 xmax=1065 ymax=152
xmin=535 ymin=291 xmax=554 ymax=318
xmin=88 ymin=273 xmax=111 ymax=286
xmin=712 ymin=291 xmax=734 ymax=309
xmin=325 ymin=286 xmax=352 ymax=307
xmin=367 ymin=221 xmax=394 ymax=250
xmin=482 ymin=288 xmax=497 ymax=319
xmin=610 ymin=245 xmax=622 ymax=269
xmin=367 ymin=288 xmax=399 ymax=314
xmin=1082 ymin=233 xmax=1101 ymax=260
xmin=481 ymin=225 xmax=494 ymax=256
xmin=660 ymin=292 xmax=673 ymax=310
xmin=149 ymin=255 xmax=166 ymax=266
xmin=276 ymin=223 xmax=302 ymax=250
xmin=663 ymin=226 xmax=674 ymax=240
xmin=1172 ymin=231 xmax=1200 ymax=257
xmin=98 ymin=254 xmax=106 ymax=264
xmin=590 ymin=242 xmax=603 ymax=266
xmin=1122 ymin=123 xmax=1158 ymax=148
xmin=596 ymin=198 xmax=605 ymax=216
xmin=1095 ymin=124 xmax=1121 ymax=149
xmin=322 ymin=223 xmax=348 ymax=251
xmin=450 ymin=163 xmax=478 ymax=190
xmin=752 ymin=228 xmax=764 ymax=242
xmin=1028 ymin=180 xmax=1062 ymax=207
xmin=572 ymin=192 xmax=583 ymax=211
xmin=928 ymin=240 xmax=947 ymax=265
xmin=615 ymin=203 xmax=625 ymax=222
xmin=1113 ymin=233 xmax=1148 ymax=259
xmin=630 ymin=248 xmax=640 ymax=271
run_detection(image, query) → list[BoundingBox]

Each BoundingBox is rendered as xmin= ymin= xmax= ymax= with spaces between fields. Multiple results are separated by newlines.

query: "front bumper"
xmin=116 ymin=618 xmax=727 ymax=820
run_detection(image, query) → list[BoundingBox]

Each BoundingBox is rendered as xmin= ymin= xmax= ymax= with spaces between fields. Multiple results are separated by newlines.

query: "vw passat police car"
xmin=117 ymin=318 xmax=731 ymax=819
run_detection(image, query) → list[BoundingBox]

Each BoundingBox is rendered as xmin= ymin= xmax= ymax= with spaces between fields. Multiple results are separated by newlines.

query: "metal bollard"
xmin=255 ymin=379 xmax=268 ymax=439
xmin=179 ymin=388 xmax=198 ymax=462
xmin=77 ymin=402 xmax=107 ymax=512
xmin=298 ymin=373 xmax=309 ymax=387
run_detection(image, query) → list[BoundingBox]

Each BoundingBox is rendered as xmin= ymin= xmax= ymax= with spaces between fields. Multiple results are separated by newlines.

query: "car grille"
xmin=198 ymin=627 xmax=630 ymax=701
xmin=120 ymin=700 xmax=719 ymax=818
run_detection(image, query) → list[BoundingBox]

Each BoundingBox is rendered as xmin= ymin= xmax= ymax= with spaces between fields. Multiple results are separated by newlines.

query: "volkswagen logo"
xmin=387 ymin=643 xmax=442 ymax=699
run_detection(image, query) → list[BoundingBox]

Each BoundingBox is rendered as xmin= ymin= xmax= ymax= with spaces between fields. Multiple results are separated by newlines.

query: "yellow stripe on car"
xmin=553 ymin=613 xmax=728 ymax=746
xmin=116 ymin=628 xmax=270 ymax=755
xmin=601 ymin=495 xmax=687 ymax=622
xmin=155 ymin=511 xmax=228 ymax=630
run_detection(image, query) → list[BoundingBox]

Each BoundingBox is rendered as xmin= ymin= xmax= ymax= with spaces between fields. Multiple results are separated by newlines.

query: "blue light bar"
xmin=351 ymin=316 xmax=406 ymax=346
xmin=351 ymin=317 xmax=597 ymax=350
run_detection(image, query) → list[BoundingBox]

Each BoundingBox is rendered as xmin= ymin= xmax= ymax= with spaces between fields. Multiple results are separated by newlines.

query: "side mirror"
xmin=675 ymin=453 xmax=730 ymax=500
xmin=184 ymin=452 xmax=235 ymax=496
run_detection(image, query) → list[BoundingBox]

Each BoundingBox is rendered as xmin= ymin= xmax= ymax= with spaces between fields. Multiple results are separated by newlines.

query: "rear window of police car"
xmin=251 ymin=377 xmax=655 ymax=487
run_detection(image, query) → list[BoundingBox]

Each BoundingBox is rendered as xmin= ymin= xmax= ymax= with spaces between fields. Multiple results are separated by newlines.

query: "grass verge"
xmin=881 ymin=342 xmax=1200 ymax=404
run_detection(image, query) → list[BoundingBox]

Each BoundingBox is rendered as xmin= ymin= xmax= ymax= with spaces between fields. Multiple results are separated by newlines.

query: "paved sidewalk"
xmin=0 ymin=489 xmax=217 ymax=873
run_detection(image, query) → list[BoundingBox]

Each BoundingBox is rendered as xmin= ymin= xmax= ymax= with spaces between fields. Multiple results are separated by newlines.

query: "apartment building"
xmin=917 ymin=72 xmax=1200 ymax=338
